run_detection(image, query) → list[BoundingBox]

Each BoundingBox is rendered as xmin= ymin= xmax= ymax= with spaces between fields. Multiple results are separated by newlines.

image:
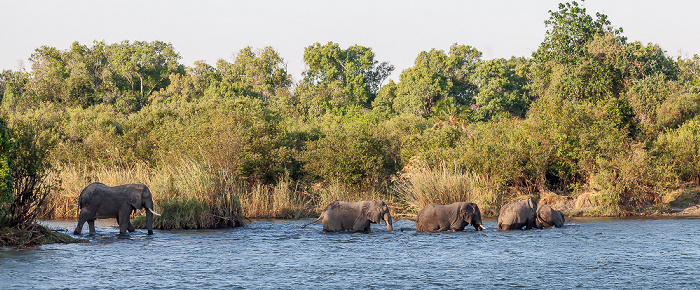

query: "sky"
xmin=1 ymin=0 xmax=699 ymax=83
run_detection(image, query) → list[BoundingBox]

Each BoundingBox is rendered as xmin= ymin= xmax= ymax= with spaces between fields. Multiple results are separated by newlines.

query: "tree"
xmin=677 ymin=54 xmax=700 ymax=94
xmin=27 ymin=46 xmax=69 ymax=105
xmin=471 ymin=57 xmax=532 ymax=121
xmin=105 ymin=40 xmax=184 ymax=111
xmin=296 ymin=42 xmax=393 ymax=114
xmin=390 ymin=44 xmax=482 ymax=117
xmin=0 ymin=118 xmax=13 ymax=223
xmin=215 ymin=46 xmax=291 ymax=101
xmin=1 ymin=105 xmax=59 ymax=228
xmin=0 ymin=69 xmax=30 ymax=109
xmin=26 ymin=42 xmax=106 ymax=107
xmin=150 ymin=60 xmax=218 ymax=104
xmin=531 ymin=1 xmax=626 ymax=101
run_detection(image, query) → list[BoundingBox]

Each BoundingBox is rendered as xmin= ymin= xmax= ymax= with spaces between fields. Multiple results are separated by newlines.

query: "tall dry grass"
xmin=238 ymin=173 xmax=314 ymax=218
xmin=306 ymin=180 xmax=398 ymax=215
xmin=42 ymin=159 xmax=245 ymax=228
xmin=395 ymin=162 xmax=502 ymax=216
xmin=41 ymin=159 xmax=327 ymax=228
xmin=41 ymin=162 xmax=154 ymax=219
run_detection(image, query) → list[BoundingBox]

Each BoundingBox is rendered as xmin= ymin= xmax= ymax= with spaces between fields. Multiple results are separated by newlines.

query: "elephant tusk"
xmin=479 ymin=224 xmax=485 ymax=230
xmin=147 ymin=208 xmax=161 ymax=216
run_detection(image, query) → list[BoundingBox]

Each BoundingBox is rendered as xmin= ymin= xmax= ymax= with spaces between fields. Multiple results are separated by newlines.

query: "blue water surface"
xmin=1 ymin=217 xmax=699 ymax=289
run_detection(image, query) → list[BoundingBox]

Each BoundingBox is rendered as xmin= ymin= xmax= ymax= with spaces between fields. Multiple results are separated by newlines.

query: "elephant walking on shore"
xmin=74 ymin=183 xmax=161 ymax=235
xmin=304 ymin=200 xmax=393 ymax=232
xmin=415 ymin=202 xmax=485 ymax=232
xmin=536 ymin=203 xmax=565 ymax=228
xmin=498 ymin=198 xmax=538 ymax=230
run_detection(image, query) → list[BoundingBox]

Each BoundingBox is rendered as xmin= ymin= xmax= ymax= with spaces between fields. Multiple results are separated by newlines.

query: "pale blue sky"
xmin=1 ymin=0 xmax=699 ymax=82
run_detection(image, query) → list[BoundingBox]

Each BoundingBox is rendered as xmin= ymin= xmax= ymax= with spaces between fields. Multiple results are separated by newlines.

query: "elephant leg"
xmin=74 ymin=220 xmax=85 ymax=235
xmin=75 ymin=208 xmax=94 ymax=235
xmin=526 ymin=219 xmax=537 ymax=229
xmin=351 ymin=217 xmax=370 ymax=232
xmin=146 ymin=210 xmax=154 ymax=235
xmin=118 ymin=209 xmax=131 ymax=234
xmin=88 ymin=220 xmax=96 ymax=234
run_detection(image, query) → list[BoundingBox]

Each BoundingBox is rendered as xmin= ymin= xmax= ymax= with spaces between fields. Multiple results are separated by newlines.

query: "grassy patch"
xmin=394 ymin=162 xmax=501 ymax=216
xmin=665 ymin=186 xmax=700 ymax=208
xmin=0 ymin=224 xmax=83 ymax=247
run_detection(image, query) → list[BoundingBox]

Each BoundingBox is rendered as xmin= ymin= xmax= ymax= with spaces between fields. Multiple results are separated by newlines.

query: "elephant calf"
xmin=74 ymin=182 xmax=161 ymax=235
xmin=498 ymin=198 xmax=538 ymax=230
xmin=306 ymin=200 xmax=393 ymax=232
xmin=536 ymin=203 xmax=565 ymax=228
xmin=415 ymin=202 xmax=485 ymax=232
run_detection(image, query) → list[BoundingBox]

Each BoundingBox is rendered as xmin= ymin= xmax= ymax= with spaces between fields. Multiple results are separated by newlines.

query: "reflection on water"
xmin=1 ymin=217 xmax=699 ymax=288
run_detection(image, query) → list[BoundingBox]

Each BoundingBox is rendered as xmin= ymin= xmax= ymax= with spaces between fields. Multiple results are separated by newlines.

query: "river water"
xmin=1 ymin=217 xmax=699 ymax=289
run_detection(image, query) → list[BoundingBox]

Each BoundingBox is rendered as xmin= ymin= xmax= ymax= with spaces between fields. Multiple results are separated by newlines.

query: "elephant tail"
xmin=301 ymin=214 xmax=324 ymax=228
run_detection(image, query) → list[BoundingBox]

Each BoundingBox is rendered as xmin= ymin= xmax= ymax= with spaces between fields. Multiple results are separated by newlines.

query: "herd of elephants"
xmin=72 ymin=183 xmax=565 ymax=235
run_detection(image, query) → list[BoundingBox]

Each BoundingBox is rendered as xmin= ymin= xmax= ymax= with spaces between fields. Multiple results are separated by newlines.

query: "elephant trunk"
xmin=384 ymin=212 xmax=393 ymax=232
xmin=146 ymin=208 xmax=155 ymax=235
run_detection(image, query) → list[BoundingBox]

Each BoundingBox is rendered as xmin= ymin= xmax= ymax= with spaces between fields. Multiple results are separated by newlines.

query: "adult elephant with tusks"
xmin=303 ymin=200 xmax=393 ymax=232
xmin=497 ymin=198 xmax=538 ymax=230
xmin=415 ymin=202 xmax=485 ymax=232
xmin=74 ymin=182 xmax=161 ymax=235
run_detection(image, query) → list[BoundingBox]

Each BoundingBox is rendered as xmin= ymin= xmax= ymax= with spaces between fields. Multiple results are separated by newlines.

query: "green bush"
xmin=652 ymin=117 xmax=700 ymax=183
xmin=302 ymin=122 xmax=398 ymax=188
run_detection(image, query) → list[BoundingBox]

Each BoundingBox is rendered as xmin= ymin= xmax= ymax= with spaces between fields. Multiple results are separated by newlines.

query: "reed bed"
xmin=395 ymin=162 xmax=502 ymax=216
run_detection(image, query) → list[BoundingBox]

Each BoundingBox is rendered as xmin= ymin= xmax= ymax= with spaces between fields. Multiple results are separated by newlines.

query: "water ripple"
xmin=1 ymin=218 xmax=699 ymax=288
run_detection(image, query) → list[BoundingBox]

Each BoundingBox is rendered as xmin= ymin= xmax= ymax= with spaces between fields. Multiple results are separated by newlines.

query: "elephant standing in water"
xmin=536 ymin=203 xmax=565 ymax=228
xmin=74 ymin=183 xmax=160 ymax=235
xmin=415 ymin=202 xmax=485 ymax=232
xmin=498 ymin=198 xmax=538 ymax=230
xmin=305 ymin=200 xmax=393 ymax=232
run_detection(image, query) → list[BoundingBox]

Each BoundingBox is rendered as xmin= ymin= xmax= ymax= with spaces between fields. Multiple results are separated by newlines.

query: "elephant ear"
xmin=528 ymin=198 xmax=538 ymax=211
xmin=361 ymin=201 xmax=379 ymax=223
xmin=126 ymin=184 xmax=144 ymax=210
xmin=458 ymin=203 xmax=472 ymax=221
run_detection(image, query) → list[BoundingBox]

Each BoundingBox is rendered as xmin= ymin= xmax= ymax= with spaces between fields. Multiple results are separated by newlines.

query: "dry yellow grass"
xmin=395 ymin=162 xmax=501 ymax=216
xmin=41 ymin=159 xmax=319 ymax=227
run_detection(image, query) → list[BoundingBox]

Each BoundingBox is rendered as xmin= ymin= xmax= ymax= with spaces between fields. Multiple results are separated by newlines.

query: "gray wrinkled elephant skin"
xmin=536 ymin=203 xmax=565 ymax=228
xmin=74 ymin=182 xmax=158 ymax=235
xmin=498 ymin=198 xmax=539 ymax=230
xmin=317 ymin=200 xmax=393 ymax=232
xmin=415 ymin=202 xmax=484 ymax=232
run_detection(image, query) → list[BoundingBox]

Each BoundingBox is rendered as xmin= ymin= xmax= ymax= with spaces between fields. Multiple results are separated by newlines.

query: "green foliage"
xmin=0 ymin=69 xmax=30 ymax=110
xmin=678 ymin=54 xmax=700 ymax=94
xmin=53 ymin=104 xmax=131 ymax=167
xmin=457 ymin=119 xmax=538 ymax=186
xmin=528 ymin=96 xmax=631 ymax=188
xmin=216 ymin=46 xmax=291 ymax=101
xmin=302 ymin=122 xmax=398 ymax=188
xmin=22 ymin=41 xmax=184 ymax=112
xmin=5 ymin=3 xmax=700 ymax=224
xmin=472 ymin=57 xmax=533 ymax=121
xmin=536 ymin=1 xmax=624 ymax=63
xmin=1 ymin=103 xmax=61 ymax=227
xmin=297 ymin=42 xmax=393 ymax=115
xmin=652 ymin=117 xmax=700 ymax=183
xmin=391 ymin=44 xmax=482 ymax=116
xmin=0 ymin=118 xmax=14 ymax=217
xmin=532 ymin=2 xmax=627 ymax=101
xmin=150 ymin=60 xmax=218 ymax=104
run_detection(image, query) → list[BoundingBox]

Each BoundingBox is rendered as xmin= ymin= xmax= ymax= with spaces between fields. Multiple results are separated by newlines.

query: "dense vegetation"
xmin=1 ymin=2 xmax=699 ymax=232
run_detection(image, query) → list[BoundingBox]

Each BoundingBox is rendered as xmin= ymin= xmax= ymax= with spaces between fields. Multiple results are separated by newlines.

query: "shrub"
xmin=652 ymin=117 xmax=700 ymax=184
xmin=302 ymin=122 xmax=398 ymax=188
